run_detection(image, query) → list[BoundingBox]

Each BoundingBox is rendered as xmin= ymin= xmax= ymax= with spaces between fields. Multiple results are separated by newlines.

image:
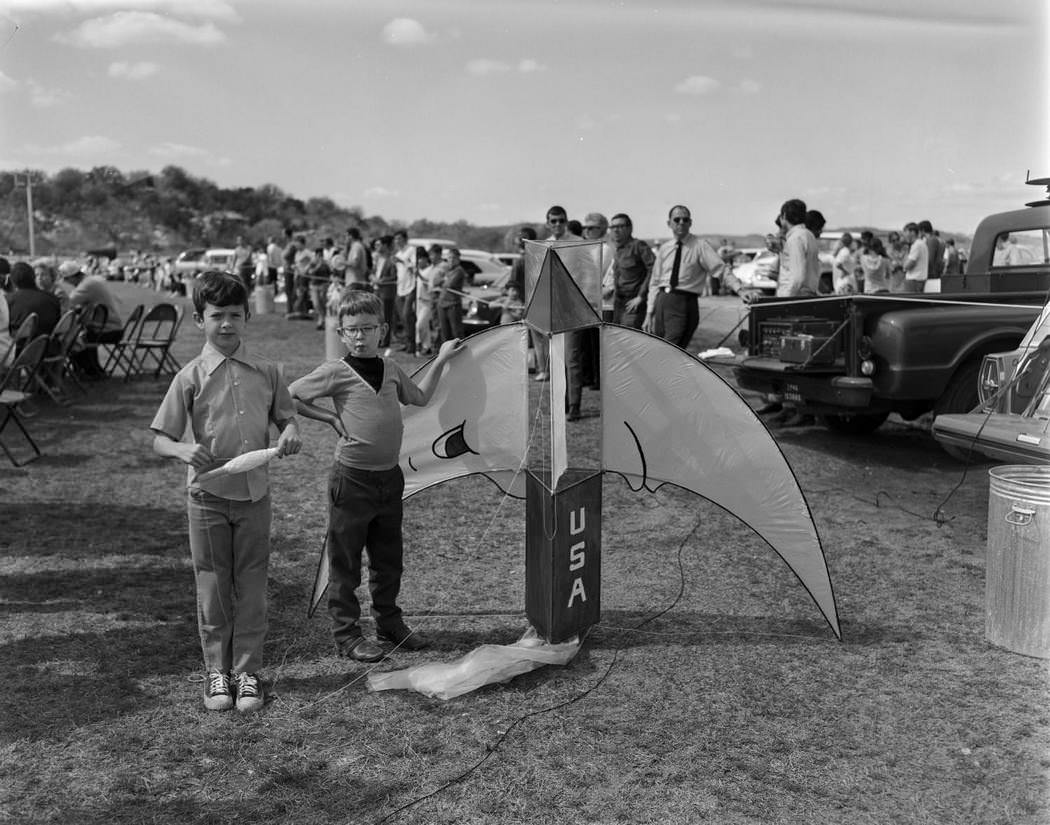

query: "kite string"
xmin=373 ymin=512 xmax=704 ymax=825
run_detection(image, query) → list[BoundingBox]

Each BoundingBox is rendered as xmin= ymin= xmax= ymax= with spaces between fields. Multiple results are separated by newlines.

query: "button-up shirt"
xmin=647 ymin=234 xmax=722 ymax=305
xmin=775 ymin=224 xmax=821 ymax=297
xmin=151 ymin=341 xmax=296 ymax=502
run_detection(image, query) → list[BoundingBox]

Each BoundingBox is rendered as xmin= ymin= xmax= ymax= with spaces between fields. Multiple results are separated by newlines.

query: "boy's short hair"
xmin=338 ymin=289 xmax=383 ymax=321
xmin=193 ymin=270 xmax=250 ymax=315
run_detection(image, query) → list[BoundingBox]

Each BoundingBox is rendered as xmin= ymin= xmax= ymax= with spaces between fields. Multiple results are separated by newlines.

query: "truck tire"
xmin=819 ymin=412 xmax=889 ymax=435
xmin=934 ymin=360 xmax=988 ymax=462
xmin=933 ymin=360 xmax=981 ymax=417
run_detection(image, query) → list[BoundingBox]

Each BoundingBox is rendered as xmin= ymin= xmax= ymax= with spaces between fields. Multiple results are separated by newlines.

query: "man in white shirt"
xmin=645 ymin=204 xmax=723 ymax=348
xmin=902 ymin=222 xmax=929 ymax=293
xmin=393 ymin=230 xmax=417 ymax=354
xmin=773 ymin=199 xmax=820 ymax=298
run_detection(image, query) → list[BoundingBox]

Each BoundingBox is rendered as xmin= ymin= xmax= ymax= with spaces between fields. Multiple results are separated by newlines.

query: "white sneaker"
xmin=203 ymin=670 xmax=234 ymax=711
xmin=234 ymin=672 xmax=264 ymax=713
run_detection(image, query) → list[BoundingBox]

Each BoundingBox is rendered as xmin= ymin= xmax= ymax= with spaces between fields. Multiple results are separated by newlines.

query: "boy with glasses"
xmin=289 ymin=290 xmax=463 ymax=661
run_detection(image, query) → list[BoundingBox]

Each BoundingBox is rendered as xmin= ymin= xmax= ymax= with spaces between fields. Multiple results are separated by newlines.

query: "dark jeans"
xmin=438 ymin=303 xmax=464 ymax=343
xmin=652 ymin=289 xmax=699 ymax=349
xmin=378 ymin=292 xmax=397 ymax=347
xmin=396 ymin=293 xmax=416 ymax=352
xmin=327 ymin=463 xmax=406 ymax=645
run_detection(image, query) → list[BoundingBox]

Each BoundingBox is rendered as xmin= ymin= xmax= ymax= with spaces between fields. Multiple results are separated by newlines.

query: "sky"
xmin=0 ymin=0 xmax=1047 ymax=241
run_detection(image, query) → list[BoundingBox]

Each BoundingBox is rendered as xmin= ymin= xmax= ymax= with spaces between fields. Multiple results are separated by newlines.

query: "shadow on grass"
xmin=0 ymin=502 xmax=186 ymax=559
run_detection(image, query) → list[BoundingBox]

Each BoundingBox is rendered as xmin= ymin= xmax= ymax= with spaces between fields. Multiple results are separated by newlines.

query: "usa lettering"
xmin=567 ymin=506 xmax=587 ymax=607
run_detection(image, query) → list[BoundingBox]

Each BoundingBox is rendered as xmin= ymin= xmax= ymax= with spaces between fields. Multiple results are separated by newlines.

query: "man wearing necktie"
xmin=644 ymin=204 xmax=724 ymax=349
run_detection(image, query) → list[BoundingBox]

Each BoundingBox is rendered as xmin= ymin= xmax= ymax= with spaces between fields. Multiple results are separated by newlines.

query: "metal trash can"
xmin=253 ymin=283 xmax=275 ymax=315
xmin=987 ymin=465 xmax=1050 ymax=658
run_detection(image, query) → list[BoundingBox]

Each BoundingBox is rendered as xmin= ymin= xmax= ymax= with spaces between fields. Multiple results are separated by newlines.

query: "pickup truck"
xmin=733 ymin=195 xmax=1050 ymax=443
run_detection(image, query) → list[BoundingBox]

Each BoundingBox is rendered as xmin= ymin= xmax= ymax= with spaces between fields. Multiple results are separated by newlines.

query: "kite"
xmin=310 ymin=240 xmax=841 ymax=648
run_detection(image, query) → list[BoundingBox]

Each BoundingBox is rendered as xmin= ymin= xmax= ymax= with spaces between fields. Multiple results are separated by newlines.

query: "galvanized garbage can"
xmin=987 ymin=465 xmax=1050 ymax=658
xmin=253 ymin=283 xmax=275 ymax=315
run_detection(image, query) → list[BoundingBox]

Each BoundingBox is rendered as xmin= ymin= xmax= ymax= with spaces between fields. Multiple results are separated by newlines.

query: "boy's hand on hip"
xmin=329 ymin=414 xmax=349 ymax=440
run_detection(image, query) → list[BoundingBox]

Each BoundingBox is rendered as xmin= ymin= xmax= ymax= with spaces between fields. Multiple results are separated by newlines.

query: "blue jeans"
xmin=326 ymin=464 xmax=406 ymax=645
xmin=186 ymin=490 xmax=271 ymax=674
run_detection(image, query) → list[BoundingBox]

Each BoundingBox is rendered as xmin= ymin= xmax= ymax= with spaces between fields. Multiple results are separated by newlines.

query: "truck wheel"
xmin=933 ymin=360 xmax=981 ymax=417
xmin=819 ymin=412 xmax=889 ymax=434
xmin=934 ymin=360 xmax=988 ymax=462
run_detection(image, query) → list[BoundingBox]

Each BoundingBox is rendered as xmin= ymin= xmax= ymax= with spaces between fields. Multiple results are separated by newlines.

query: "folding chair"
xmin=101 ymin=303 xmax=143 ymax=377
xmin=124 ymin=302 xmax=182 ymax=381
xmin=35 ymin=310 xmax=81 ymax=404
xmin=0 ymin=334 xmax=48 ymax=466
xmin=70 ymin=303 xmax=110 ymax=384
xmin=1 ymin=312 xmax=37 ymax=374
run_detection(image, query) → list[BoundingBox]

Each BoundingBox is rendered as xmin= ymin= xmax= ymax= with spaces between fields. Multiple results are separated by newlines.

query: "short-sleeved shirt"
xmin=647 ymin=234 xmax=723 ymax=303
xmin=150 ymin=342 xmax=296 ymax=502
xmin=288 ymin=356 xmax=426 ymax=470
xmin=905 ymin=238 xmax=929 ymax=281
xmin=611 ymin=238 xmax=655 ymax=300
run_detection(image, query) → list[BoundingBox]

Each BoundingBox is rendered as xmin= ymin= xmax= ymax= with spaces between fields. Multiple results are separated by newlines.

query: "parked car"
xmin=724 ymin=248 xmax=777 ymax=302
xmin=173 ymin=248 xmax=207 ymax=277
xmin=201 ymin=248 xmax=236 ymax=272
xmin=452 ymin=249 xmax=510 ymax=287
xmin=933 ymin=301 xmax=1050 ymax=463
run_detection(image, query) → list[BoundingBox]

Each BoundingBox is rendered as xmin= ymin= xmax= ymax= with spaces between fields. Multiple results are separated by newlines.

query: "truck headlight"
xmin=860 ymin=359 xmax=875 ymax=376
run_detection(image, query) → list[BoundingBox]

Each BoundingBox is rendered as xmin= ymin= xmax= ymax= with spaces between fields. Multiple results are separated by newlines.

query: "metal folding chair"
xmin=35 ymin=310 xmax=82 ymax=404
xmin=0 ymin=335 xmax=48 ymax=466
xmin=101 ymin=304 xmax=143 ymax=377
xmin=124 ymin=303 xmax=182 ymax=381
xmin=1 ymin=312 xmax=37 ymax=374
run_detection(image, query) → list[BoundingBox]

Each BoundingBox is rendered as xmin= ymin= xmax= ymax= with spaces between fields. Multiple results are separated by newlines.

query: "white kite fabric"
xmin=367 ymin=626 xmax=580 ymax=700
xmin=399 ymin=323 xmax=530 ymax=498
xmin=194 ymin=447 xmax=279 ymax=483
xmin=600 ymin=325 xmax=840 ymax=638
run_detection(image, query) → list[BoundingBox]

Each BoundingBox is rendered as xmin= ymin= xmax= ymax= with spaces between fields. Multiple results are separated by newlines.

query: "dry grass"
xmin=0 ymin=284 xmax=1047 ymax=824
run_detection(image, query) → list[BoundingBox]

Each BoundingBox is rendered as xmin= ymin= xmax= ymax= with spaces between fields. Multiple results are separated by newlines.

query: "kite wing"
xmin=400 ymin=322 xmax=530 ymax=499
xmin=600 ymin=325 xmax=840 ymax=639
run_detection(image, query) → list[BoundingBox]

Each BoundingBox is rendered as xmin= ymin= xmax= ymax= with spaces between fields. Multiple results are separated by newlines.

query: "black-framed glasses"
xmin=671 ymin=217 xmax=692 ymax=224
xmin=338 ymin=325 xmax=379 ymax=336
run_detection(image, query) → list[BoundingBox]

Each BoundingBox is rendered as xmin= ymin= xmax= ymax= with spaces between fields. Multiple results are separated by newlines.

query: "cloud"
xmin=466 ymin=58 xmax=510 ymax=76
xmin=27 ymin=135 xmax=121 ymax=155
xmin=148 ymin=141 xmax=230 ymax=166
xmin=381 ymin=18 xmax=432 ymax=46
xmin=57 ymin=11 xmax=226 ymax=47
xmin=739 ymin=79 xmax=761 ymax=94
xmin=517 ymin=58 xmax=546 ymax=73
xmin=0 ymin=0 xmax=238 ymax=18
xmin=673 ymin=75 xmax=720 ymax=95
xmin=28 ymin=79 xmax=70 ymax=108
xmin=0 ymin=72 xmax=15 ymax=93
xmin=108 ymin=61 xmax=159 ymax=79
xmin=364 ymin=186 xmax=399 ymax=198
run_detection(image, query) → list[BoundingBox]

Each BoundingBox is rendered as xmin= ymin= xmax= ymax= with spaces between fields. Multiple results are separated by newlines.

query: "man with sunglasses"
xmin=644 ymin=205 xmax=723 ymax=349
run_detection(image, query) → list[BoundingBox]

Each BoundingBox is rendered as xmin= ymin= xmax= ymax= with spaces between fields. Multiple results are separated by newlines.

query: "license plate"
xmin=783 ymin=383 xmax=802 ymax=403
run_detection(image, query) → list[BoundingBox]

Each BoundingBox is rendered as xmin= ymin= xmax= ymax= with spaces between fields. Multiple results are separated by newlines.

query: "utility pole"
xmin=13 ymin=171 xmax=38 ymax=257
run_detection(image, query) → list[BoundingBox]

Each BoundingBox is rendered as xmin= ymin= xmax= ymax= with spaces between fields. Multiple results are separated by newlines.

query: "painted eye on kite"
xmin=432 ymin=421 xmax=478 ymax=459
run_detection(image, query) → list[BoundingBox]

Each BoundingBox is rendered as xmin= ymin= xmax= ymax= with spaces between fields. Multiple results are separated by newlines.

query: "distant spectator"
xmin=605 ymin=213 xmax=654 ymax=330
xmin=944 ymin=238 xmax=963 ymax=275
xmin=567 ymin=219 xmax=583 ymax=237
xmin=901 ymin=222 xmax=929 ymax=292
xmin=774 ymin=199 xmax=820 ymax=297
xmin=495 ymin=282 xmax=525 ymax=325
xmin=920 ymin=220 xmax=945 ymax=279
xmin=508 ymin=226 xmax=535 ymax=297
xmin=281 ymin=230 xmax=300 ymax=316
xmin=372 ymin=235 xmax=398 ymax=349
xmin=34 ymin=261 xmax=70 ymax=313
xmin=393 ymin=230 xmax=417 ymax=354
xmin=886 ymin=230 xmax=907 ymax=292
xmin=860 ymin=238 xmax=891 ymax=294
xmin=436 ymin=247 xmax=467 ymax=344
xmin=307 ymin=248 xmax=332 ymax=331
xmin=414 ymin=247 xmax=437 ymax=356
xmin=61 ymin=260 xmax=125 ymax=377
xmin=345 ymin=227 xmax=369 ymax=289
xmin=8 ymin=261 xmax=61 ymax=345
xmin=994 ymin=232 xmax=1034 ymax=267
xmin=832 ymin=233 xmax=857 ymax=295
xmin=230 ymin=236 xmax=254 ymax=293
xmin=265 ymin=235 xmax=283 ymax=286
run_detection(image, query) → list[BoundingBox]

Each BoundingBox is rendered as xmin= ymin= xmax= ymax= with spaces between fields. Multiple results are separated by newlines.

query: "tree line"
xmin=0 ymin=165 xmax=527 ymax=258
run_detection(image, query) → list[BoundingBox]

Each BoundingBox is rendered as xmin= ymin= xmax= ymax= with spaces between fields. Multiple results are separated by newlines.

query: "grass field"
xmin=1 ymin=282 xmax=1047 ymax=824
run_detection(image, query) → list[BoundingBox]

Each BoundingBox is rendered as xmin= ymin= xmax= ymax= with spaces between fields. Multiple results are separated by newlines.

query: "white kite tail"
xmin=195 ymin=447 xmax=280 ymax=482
